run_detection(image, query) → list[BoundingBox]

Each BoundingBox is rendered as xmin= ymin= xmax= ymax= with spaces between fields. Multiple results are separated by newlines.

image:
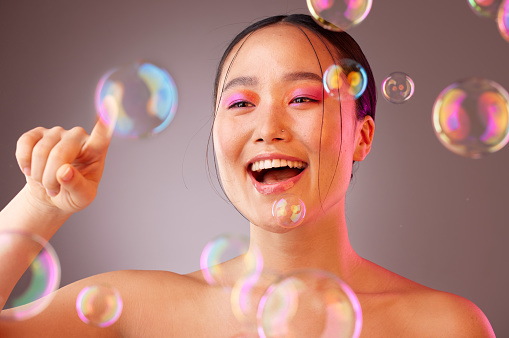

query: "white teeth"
xmin=250 ymin=159 xmax=307 ymax=172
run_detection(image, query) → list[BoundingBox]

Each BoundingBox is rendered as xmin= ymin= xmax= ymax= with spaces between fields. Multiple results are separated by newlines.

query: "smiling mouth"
xmin=249 ymin=159 xmax=307 ymax=184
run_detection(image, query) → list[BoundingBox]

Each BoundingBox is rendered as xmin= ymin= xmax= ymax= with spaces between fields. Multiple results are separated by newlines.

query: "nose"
xmin=253 ymin=103 xmax=290 ymax=144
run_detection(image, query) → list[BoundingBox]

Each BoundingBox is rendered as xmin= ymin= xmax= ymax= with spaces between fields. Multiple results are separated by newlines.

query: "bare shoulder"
xmin=400 ymin=289 xmax=495 ymax=337
xmin=357 ymin=259 xmax=495 ymax=337
xmin=0 ymin=269 xmax=205 ymax=338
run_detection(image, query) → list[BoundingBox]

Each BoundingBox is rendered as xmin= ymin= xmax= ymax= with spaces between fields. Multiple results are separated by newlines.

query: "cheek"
xmin=213 ymin=116 xmax=247 ymax=173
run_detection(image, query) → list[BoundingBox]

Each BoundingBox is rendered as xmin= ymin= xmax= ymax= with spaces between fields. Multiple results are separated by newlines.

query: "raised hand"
xmin=15 ymin=119 xmax=114 ymax=215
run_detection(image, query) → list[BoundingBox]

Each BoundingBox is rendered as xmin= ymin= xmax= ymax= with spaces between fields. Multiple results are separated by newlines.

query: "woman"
xmin=0 ymin=14 xmax=494 ymax=337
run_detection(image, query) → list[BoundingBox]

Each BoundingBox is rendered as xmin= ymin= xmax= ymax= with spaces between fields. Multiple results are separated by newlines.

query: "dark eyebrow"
xmin=283 ymin=71 xmax=323 ymax=83
xmin=222 ymin=72 xmax=323 ymax=93
xmin=223 ymin=76 xmax=258 ymax=92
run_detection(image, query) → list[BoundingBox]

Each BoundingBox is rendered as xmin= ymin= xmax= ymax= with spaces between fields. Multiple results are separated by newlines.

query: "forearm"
xmin=0 ymin=185 xmax=71 ymax=311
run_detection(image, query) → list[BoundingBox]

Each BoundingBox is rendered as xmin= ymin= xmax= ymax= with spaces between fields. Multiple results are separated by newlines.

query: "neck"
xmin=249 ymin=200 xmax=361 ymax=282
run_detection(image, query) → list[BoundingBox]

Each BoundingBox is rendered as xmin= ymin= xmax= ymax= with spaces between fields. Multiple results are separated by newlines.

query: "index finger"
xmin=87 ymin=111 xmax=118 ymax=151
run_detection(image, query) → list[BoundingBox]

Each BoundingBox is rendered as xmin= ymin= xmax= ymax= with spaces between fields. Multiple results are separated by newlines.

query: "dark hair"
xmin=207 ymin=14 xmax=376 ymax=205
xmin=213 ymin=14 xmax=377 ymax=122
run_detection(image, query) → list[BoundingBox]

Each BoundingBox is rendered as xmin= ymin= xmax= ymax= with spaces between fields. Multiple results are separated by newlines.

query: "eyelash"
xmin=228 ymin=101 xmax=254 ymax=109
xmin=227 ymin=96 xmax=318 ymax=109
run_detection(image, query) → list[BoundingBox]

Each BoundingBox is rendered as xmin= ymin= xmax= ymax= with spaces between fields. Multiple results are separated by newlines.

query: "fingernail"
xmin=46 ymin=188 xmax=58 ymax=197
xmin=61 ymin=166 xmax=74 ymax=182
xmin=23 ymin=167 xmax=31 ymax=176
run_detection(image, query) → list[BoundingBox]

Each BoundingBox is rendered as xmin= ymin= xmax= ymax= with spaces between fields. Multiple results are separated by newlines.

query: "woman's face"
xmin=213 ymin=24 xmax=373 ymax=232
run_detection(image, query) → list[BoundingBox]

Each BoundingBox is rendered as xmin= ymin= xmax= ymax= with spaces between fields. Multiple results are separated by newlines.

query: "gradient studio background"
xmin=0 ymin=0 xmax=508 ymax=335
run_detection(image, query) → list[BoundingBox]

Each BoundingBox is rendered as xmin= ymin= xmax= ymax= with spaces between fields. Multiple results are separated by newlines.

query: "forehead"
xmin=217 ymin=24 xmax=337 ymax=90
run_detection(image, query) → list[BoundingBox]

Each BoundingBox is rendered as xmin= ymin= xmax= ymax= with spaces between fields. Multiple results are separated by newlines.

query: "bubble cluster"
xmin=200 ymin=234 xmax=263 ymax=288
xmin=257 ymin=269 xmax=362 ymax=338
xmin=272 ymin=194 xmax=306 ymax=229
xmin=307 ymin=0 xmax=372 ymax=31
xmin=468 ymin=0 xmax=502 ymax=18
xmin=76 ymin=284 xmax=123 ymax=327
xmin=323 ymin=59 xmax=367 ymax=100
xmin=0 ymin=231 xmax=61 ymax=321
xmin=381 ymin=72 xmax=415 ymax=104
xmin=498 ymin=0 xmax=509 ymax=42
xmin=432 ymin=77 xmax=509 ymax=158
xmin=95 ymin=61 xmax=178 ymax=138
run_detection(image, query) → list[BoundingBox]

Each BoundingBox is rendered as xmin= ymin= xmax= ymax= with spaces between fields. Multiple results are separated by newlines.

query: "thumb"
xmin=56 ymin=164 xmax=96 ymax=208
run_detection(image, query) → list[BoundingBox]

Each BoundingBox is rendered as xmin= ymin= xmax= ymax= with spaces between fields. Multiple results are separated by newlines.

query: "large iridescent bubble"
xmin=200 ymin=234 xmax=263 ymax=288
xmin=432 ymin=78 xmax=509 ymax=158
xmin=0 ymin=230 xmax=61 ymax=321
xmin=95 ymin=61 xmax=178 ymax=138
xmin=498 ymin=0 xmax=509 ymax=42
xmin=467 ymin=0 xmax=503 ymax=19
xmin=307 ymin=0 xmax=373 ymax=31
xmin=257 ymin=269 xmax=362 ymax=338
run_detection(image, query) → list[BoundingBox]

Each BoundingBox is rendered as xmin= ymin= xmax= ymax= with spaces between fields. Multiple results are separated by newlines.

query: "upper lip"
xmin=246 ymin=153 xmax=308 ymax=169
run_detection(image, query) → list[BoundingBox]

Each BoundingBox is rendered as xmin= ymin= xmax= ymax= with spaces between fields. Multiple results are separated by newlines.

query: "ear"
xmin=353 ymin=115 xmax=375 ymax=161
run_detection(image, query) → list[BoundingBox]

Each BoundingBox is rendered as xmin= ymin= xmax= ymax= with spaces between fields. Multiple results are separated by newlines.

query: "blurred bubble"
xmin=381 ymin=72 xmax=415 ymax=104
xmin=498 ymin=0 xmax=509 ymax=42
xmin=76 ymin=284 xmax=123 ymax=327
xmin=200 ymin=234 xmax=263 ymax=288
xmin=307 ymin=0 xmax=372 ymax=31
xmin=257 ymin=269 xmax=362 ymax=338
xmin=432 ymin=77 xmax=509 ymax=158
xmin=95 ymin=61 xmax=178 ymax=138
xmin=323 ymin=59 xmax=367 ymax=100
xmin=0 ymin=230 xmax=60 ymax=321
xmin=272 ymin=194 xmax=306 ymax=229
xmin=468 ymin=0 xmax=502 ymax=18
xmin=231 ymin=271 xmax=281 ymax=331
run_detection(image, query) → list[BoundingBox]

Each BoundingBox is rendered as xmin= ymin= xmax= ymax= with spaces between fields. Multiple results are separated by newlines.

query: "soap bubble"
xmin=95 ymin=61 xmax=178 ymax=138
xmin=76 ymin=284 xmax=123 ymax=327
xmin=257 ymin=269 xmax=362 ymax=338
xmin=432 ymin=77 xmax=509 ymax=158
xmin=307 ymin=0 xmax=372 ymax=31
xmin=200 ymin=234 xmax=263 ymax=288
xmin=323 ymin=59 xmax=367 ymax=100
xmin=272 ymin=194 xmax=306 ymax=229
xmin=231 ymin=271 xmax=281 ymax=330
xmin=498 ymin=0 xmax=509 ymax=42
xmin=381 ymin=72 xmax=415 ymax=104
xmin=467 ymin=0 xmax=502 ymax=19
xmin=0 ymin=230 xmax=60 ymax=321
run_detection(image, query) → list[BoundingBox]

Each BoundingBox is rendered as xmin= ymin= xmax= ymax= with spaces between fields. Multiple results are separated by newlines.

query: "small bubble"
xmin=381 ymin=72 xmax=415 ymax=104
xmin=76 ymin=284 xmax=123 ymax=327
xmin=272 ymin=194 xmax=306 ymax=229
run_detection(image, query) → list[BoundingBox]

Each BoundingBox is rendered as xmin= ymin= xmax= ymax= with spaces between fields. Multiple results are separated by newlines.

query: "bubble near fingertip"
xmin=94 ymin=61 xmax=178 ymax=139
xmin=272 ymin=194 xmax=306 ymax=229
xmin=76 ymin=284 xmax=123 ymax=327
xmin=0 ymin=230 xmax=61 ymax=321
xmin=432 ymin=77 xmax=509 ymax=158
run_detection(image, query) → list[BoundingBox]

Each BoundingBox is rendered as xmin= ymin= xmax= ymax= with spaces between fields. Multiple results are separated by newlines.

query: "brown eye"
xmin=292 ymin=97 xmax=317 ymax=104
xmin=229 ymin=101 xmax=254 ymax=109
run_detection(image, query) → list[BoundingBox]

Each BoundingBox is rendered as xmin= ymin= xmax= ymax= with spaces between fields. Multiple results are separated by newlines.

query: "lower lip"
xmin=249 ymin=168 xmax=306 ymax=195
